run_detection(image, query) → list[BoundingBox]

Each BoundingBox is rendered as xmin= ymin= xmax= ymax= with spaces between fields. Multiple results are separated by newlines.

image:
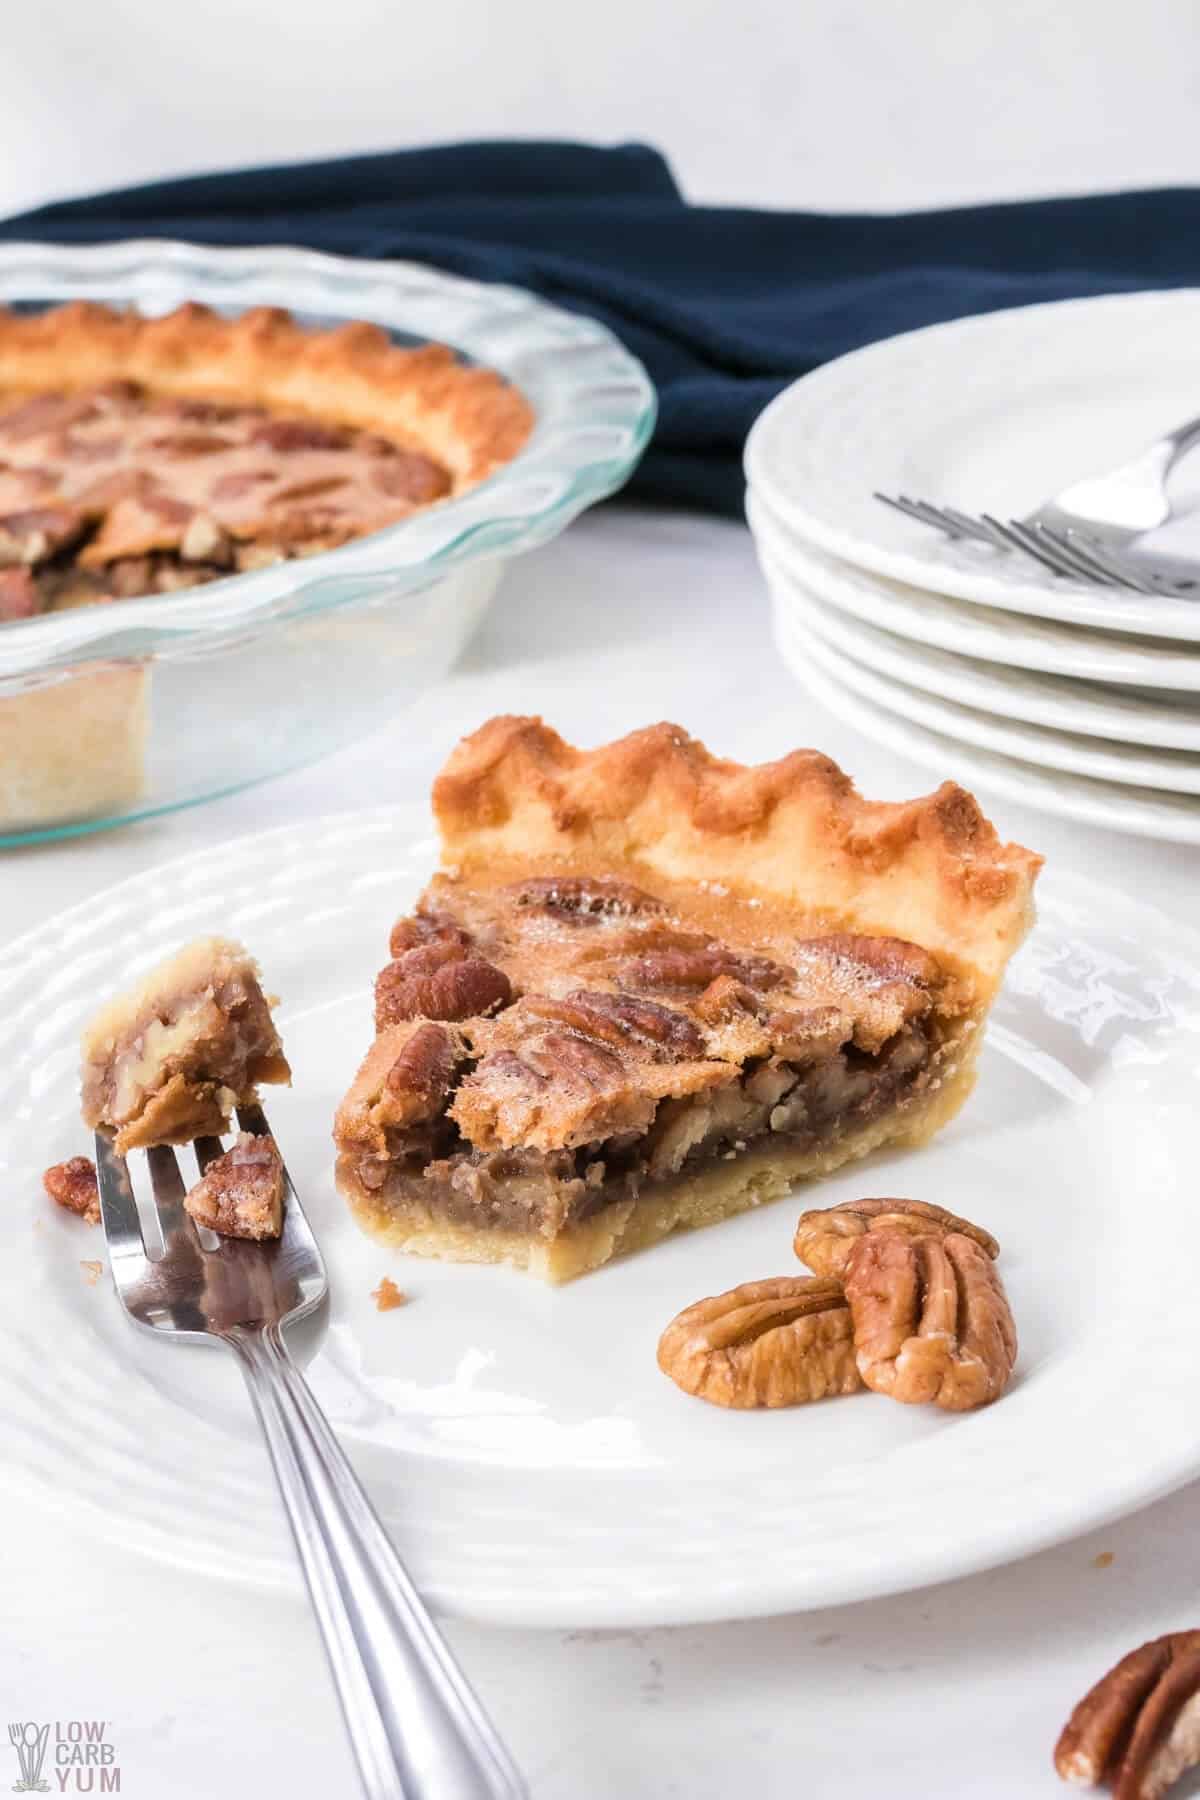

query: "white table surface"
xmin=4 ymin=506 xmax=1198 ymax=1798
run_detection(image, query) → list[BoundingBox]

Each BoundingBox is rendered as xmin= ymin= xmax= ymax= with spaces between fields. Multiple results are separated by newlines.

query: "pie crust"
xmin=0 ymin=662 xmax=148 ymax=830
xmin=334 ymin=718 xmax=1041 ymax=1282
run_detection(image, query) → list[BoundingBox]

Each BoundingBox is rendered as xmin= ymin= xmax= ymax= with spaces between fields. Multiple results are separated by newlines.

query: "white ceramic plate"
xmin=774 ymin=581 xmax=1200 ymax=754
xmin=773 ymin=593 xmax=1200 ymax=845
xmin=748 ymin=486 xmax=1200 ymax=691
xmin=791 ymin=606 xmax=1200 ymax=795
xmin=745 ymin=289 xmax=1200 ymax=641
xmin=4 ymin=810 xmax=1200 ymax=1627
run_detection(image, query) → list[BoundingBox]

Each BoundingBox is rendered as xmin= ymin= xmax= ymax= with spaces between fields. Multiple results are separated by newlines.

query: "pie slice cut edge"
xmin=334 ymin=717 xmax=1042 ymax=1282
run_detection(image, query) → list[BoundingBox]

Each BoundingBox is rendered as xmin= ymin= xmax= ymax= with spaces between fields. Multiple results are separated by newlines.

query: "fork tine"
xmin=193 ymin=1134 xmax=226 ymax=1175
xmin=874 ymin=492 xmax=951 ymax=533
xmin=1062 ymin=530 xmax=1176 ymax=596
xmin=1020 ymin=521 xmax=1125 ymax=587
xmin=236 ymin=1100 xmax=271 ymax=1138
xmin=902 ymin=496 xmax=989 ymax=541
xmin=963 ymin=512 xmax=1024 ymax=554
xmin=875 ymin=492 xmax=1001 ymax=546
xmin=145 ymin=1142 xmax=198 ymax=1257
xmin=899 ymin=495 xmax=958 ymax=528
xmin=938 ymin=506 xmax=1000 ymax=546
xmin=1040 ymin=527 xmax=1156 ymax=594
xmin=238 ymin=1102 xmax=328 ymax=1277
xmin=980 ymin=515 xmax=1088 ymax=581
xmin=93 ymin=1130 xmax=146 ymax=1264
xmin=875 ymin=493 xmax=972 ymax=540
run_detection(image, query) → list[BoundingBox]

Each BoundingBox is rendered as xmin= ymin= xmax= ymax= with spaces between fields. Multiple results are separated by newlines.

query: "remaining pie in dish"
xmin=81 ymin=936 xmax=290 ymax=1152
xmin=334 ymin=717 xmax=1041 ymax=1282
xmin=0 ymin=301 xmax=533 ymax=616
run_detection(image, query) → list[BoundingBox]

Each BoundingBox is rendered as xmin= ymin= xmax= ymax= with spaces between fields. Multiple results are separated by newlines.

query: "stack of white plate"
xmin=744 ymin=291 xmax=1200 ymax=843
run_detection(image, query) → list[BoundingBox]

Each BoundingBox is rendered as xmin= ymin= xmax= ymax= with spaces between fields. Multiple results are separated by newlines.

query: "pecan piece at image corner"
xmin=656 ymin=1276 xmax=862 ymax=1409
xmin=843 ymin=1229 xmax=1016 ymax=1412
xmin=1055 ymin=1630 xmax=1200 ymax=1800
xmin=794 ymin=1196 xmax=1000 ymax=1279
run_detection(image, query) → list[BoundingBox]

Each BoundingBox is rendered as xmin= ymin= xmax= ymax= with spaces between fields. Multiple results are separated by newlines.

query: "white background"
xmin=4 ymin=6 xmax=1200 ymax=1797
xmin=3 ymin=0 xmax=1200 ymax=218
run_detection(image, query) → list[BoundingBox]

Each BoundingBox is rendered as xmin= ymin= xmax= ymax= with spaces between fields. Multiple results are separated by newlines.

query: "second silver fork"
xmin=95 ymin=1105 xmax=526 ymax=1800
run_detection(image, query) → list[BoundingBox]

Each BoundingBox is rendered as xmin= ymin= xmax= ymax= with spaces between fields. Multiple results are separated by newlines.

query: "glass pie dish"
xmin=0 ymin=239 xmax=656 ymax=846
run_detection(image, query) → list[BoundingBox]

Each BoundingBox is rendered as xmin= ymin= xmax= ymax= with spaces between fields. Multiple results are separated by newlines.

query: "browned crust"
xmin=433 ymin=718 xmax=1042 ymax=1001
xmin=0 ymin=301 xmax=533 ymax=490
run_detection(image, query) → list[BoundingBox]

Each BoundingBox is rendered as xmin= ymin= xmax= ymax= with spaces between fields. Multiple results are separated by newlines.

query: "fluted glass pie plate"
xmin=4 ymin=809 xmax=1200 ymax=1628
xmin=0 ymin=240 xmax=655 ymax=847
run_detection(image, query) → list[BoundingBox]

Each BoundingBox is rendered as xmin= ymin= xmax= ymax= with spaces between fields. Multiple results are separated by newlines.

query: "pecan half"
xmin=618 ymin=945 xmax=789 ymax=993
xmin=388 ymin=911 xmax=473 ymax=959
xmin=252 ymin=418 xmax=351 ymax=453
xmin=375 ymin=950 xmax=511 ymax=1029
xmin=371 ymin=452 xmax=451 ymax=504
xmin=518 ymin=1029 xmax=625 ymax=1088
xmin=793 ymin=933 xmax=939 ymax=990
xmin=43 ymin=1155 xmax=101 ymax=1224
xmin=1055 ymin=1631 xmax=1200 ymax=1799
xmin=843 ymin=1230 xmax=1016 ymax=1411
xmin=657 ymin=1276 xmax=862 ymax=1409
xmin=795 ymin=1197 xmax=1000 ymax=1279
xmin=521 ymin=989 xmax=705 ymax=1060
xmin=384 ymin=1022 xmax=459 ymax=1113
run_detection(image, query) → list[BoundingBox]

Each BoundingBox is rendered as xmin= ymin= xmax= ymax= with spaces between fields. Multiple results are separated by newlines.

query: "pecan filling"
xmin=349 ymin=1022 xmax=937 ymax=1237
xmin=0 ymin=380 xmax=451 ymax=617
xmin=334 ymin=874 xmax=962 ymax=1243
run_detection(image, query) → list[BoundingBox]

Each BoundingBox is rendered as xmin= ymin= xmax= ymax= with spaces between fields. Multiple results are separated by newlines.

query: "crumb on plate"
xmin=371 ymin=1275 xmax=407 ymax=1312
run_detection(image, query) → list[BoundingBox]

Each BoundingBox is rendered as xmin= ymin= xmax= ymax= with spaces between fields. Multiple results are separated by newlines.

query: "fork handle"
xmin=229 ymin=1325 xmax=526 ymax=1800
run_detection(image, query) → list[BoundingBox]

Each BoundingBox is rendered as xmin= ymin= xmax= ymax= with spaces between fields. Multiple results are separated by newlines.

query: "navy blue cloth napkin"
xmin=5 ymin=141 xmax=1200 ymax=516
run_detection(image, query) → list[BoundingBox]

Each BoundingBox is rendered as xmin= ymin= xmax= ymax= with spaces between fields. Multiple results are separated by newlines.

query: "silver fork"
xmin=94 ymin=1102 xmax=526 ymax=1800
xmin=875 ymin=413 xmax=1200 ymax=586
xmin=875 ymin=504 xmax=1200 ymax=597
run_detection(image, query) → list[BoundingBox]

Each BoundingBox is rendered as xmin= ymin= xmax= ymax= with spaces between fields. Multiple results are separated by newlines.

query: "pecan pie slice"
xmin=0 ymin=301 xmax=532 ymax=614
xmin=334 ymin=718 xmax=1041 ymax=1282
xmin=81 ymin=936 xmax=290 ymax=1152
